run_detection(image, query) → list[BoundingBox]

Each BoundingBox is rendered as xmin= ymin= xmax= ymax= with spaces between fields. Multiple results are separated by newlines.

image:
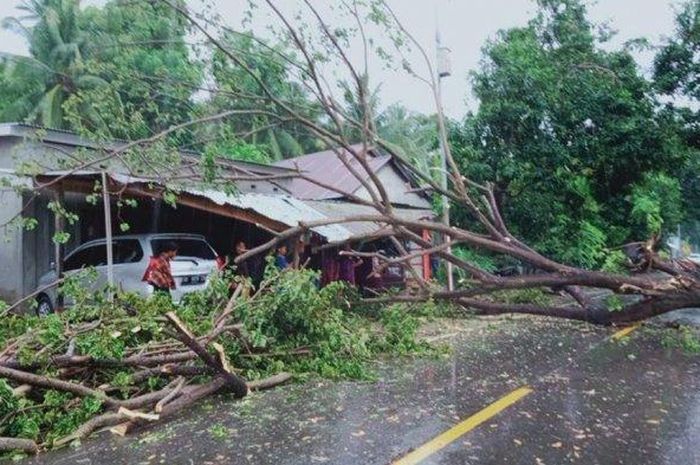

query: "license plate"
xmin=180 ymin=275 xmax=207 ymax=286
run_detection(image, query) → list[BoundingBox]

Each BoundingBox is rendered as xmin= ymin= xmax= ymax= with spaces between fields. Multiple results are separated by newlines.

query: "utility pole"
xmin=436 ymin=26 xmax=454 ymax=291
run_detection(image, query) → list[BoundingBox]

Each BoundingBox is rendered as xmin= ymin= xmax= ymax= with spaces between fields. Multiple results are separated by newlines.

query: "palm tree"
xmin=339 ymin=73 xmax=382 ymax=140
xmin=1 ymin=0 xmax=109 ymax=128
xmin=208 ymin=34 xmax=322 ymax=160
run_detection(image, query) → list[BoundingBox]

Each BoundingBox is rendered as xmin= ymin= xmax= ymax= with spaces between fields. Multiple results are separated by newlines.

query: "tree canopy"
xmin=0 ymin=0 xmax=201 ymax=139
xmin=451 ymin=0 xmax=691 ymax=268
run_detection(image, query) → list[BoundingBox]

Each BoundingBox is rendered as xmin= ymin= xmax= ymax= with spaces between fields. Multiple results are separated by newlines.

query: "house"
xmin=274 ymin=144 xmax=430 ymax=208
xmin=275 ymin=144 xmax=435 ymax=285
xmin=0 ymin=124 xmax=435 ymax=305
xmin=0 ymin=123 xmax=297 ymax=302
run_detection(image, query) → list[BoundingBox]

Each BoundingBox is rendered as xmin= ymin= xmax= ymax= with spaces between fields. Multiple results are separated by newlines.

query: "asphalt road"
xmin=18 ymin=316 xmax=700 ymax=465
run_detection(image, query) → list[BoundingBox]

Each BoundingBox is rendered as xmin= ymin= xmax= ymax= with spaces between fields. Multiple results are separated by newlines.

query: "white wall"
xmin=0 ymin=187 xmax=24 ymax=302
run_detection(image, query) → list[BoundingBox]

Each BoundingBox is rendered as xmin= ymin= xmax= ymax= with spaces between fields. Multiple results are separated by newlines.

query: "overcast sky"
xmin=0 ymin=0 xmax=685 ymax=118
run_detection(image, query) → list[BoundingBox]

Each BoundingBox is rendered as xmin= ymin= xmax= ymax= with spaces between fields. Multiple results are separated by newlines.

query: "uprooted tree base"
xmin=0 ymin=269 xmax=436 ymax=456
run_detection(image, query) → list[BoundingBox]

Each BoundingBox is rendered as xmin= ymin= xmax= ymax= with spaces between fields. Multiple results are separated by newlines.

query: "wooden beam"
xmin=35 ymin=174 xmax=288 ymax=234
xmin=119 ymin=184 xmax=288 ymax=234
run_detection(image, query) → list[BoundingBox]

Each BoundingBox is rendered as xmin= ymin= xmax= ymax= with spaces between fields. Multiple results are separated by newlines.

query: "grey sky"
xmin=0 ymin=0 xmax=685 ymax=118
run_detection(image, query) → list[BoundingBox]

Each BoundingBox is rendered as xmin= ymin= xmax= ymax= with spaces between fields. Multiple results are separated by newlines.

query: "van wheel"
xmin=36 ymin=294 xmax=54 ymax=317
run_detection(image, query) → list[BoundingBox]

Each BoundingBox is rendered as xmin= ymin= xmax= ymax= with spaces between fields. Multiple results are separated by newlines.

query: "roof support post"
xmin=101 ymin=172 xmax=114 ymax=300
xmin=53 ymin=183 xmax=65 ymax=309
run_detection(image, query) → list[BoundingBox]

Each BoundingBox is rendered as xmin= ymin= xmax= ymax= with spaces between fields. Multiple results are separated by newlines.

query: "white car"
xmin=35 ymin=233 xmax=223 ymax=316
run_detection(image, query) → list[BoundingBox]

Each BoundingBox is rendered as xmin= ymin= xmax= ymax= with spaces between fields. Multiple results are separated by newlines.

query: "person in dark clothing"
xmin=142 ymin=241 xmax=178 ymax=297
xmin=226 ymin=240 xmax=251 ymax=278
xmin=275 ymin=244 xmax=290 ymax=270
xmin=321 ymin=249 xmax=339 ymax=287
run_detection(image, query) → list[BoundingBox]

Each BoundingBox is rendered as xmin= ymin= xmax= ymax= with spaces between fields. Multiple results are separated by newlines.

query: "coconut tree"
xmin=0 ymin=0 xmax=110 ymax=128
xmin=207 ymin=33 xmax=322 ymax=160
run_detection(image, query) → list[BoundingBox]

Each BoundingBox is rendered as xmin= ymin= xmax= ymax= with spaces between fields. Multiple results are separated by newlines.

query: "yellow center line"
xmin=611 ymin=323 xmax=641 ymax=341
xmin=392 ymin=386 xmax=533 ymax=465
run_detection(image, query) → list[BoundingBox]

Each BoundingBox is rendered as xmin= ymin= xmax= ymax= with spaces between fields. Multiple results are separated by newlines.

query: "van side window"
xmin=63 ymin=241 xmax=143 ymax=271
xmin=63 ymin=245 xmax=107 ymax=271
xmin=63 ymin=248 xmax=91 ymax=271
xmin=114 ymin=240 xmax=143 ymax=264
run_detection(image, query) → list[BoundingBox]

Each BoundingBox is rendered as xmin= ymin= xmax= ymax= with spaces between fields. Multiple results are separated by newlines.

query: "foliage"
xmin=0 ymin=0 xmax=107 ymax=128
xmin=660 ymin=325 xmax=700 ymax=354
xmin=0 ymin=0 xmax=201 ymax=139
xmin=204 ymin=33 xmax=322 ymax=160
xmin=600 ymin=249 xmax=629 ymax=274
xmin=654 ymin=0 xmax=700 ymax=106
xmin=374 ymin=304 xmax=432 ymax=355
xmin=451 ymin=0 xmax=689 ymax=267
xmin=653 ymin=0 xmax=700 ymax=245
xmin=604 ymin=294 xmax=624 ymax=312
xmin=0 ymin=269 xmax=432 ymax=447
xmin=203 ymin=126 xmax=271 ymax=164
xmin=377 ymin=104 xmax=440 ymax=180
xmin=446 ymin=246 xmax=498 ymax=285
xmin=629 ymin=172 xmax=683 ymax=238
xmin=72 ymin=0 xmax=202 ymax=139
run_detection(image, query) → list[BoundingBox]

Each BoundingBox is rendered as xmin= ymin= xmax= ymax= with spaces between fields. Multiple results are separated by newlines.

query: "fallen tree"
xmin=0 ymin=0 xmax=698 ymax=457
xmin=0 ymin=269 xmax=431 ymax=454
xmin=0 ymin=279 xmax=269 ymax=454
xmin=1 ymin=0 xmax=694 ymax=329
xmin=159 ymin=0 xmax=699 ymax=324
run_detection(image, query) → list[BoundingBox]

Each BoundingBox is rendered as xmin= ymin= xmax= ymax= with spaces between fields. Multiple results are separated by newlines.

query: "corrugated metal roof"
xmin=105 ymin=173 xmax=354 ymax=242
xmin=0 ymin=123 xmax=292 ymax=177
xmin=39 ymin=171 xmax=433 ymax=243
xmin=193 ymin=190 xmax=354 ymax=242
xmin=273 ymin=144 xmax=392 ymax=200
xmin=304 ymin=200 xmax=434 ymax=237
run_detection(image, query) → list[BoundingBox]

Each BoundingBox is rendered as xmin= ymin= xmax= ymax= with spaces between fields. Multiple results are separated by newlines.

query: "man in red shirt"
xmin=143 ymin=241 xmax=178 ymax=297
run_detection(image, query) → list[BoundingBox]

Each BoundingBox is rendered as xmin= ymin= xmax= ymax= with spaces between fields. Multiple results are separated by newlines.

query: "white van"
xmin=35 ymin=233 xmax=222 ymax=316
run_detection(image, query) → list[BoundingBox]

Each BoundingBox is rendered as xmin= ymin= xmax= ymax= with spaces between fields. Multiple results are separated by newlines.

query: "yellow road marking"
xmin=611 ymin=323 xmax=640 ymax=341
xmin=392 ymin=386 xmax=533 ymax=465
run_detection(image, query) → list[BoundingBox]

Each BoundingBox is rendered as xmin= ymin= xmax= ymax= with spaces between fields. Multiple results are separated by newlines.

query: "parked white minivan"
xmin=35 ymin=233 xmax=222 ymax=316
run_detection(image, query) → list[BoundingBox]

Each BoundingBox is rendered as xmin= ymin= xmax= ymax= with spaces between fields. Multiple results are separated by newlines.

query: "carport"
xmin=28 ymin=171 xmax=354 ymax=294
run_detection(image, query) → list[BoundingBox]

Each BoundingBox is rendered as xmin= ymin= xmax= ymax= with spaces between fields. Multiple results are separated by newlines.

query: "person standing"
xmin=337 ymin=243 xmax=363 ymax=286
xmin=321 ymin=249 xmax=339 ymax=287
xmin=227 ymin=240 xmax=251 ymax=278
xmin=275 ymin=243 xmax=290 ymax=270
xmin=142 ymin=241 xmax=178 ymax=297
xmin=225 ymin=240 xmax=253 ymax=297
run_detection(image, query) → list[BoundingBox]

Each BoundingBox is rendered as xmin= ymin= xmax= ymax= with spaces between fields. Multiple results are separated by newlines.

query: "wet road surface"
xmin=18 ymin=317 xmax=700 ymax=465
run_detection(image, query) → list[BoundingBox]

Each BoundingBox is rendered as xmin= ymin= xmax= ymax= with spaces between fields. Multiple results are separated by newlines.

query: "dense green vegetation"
xmin=0 ymin=268 xmax=434 ymax=451
xmin=450 ymin=0 xmax=698 ymax=268
xmin=0 ymin=0 xmax=698 ymax=265
xmin=0 ymin=0 xmax=200 ymax=139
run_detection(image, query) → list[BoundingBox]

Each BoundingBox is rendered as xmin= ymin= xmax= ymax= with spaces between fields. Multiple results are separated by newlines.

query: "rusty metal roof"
xmin=273 ymin=144 xmax=393 ymax=200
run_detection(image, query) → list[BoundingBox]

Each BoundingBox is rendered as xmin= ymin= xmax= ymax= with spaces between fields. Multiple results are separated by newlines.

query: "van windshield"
xmin=150 ymin=239 xmax=215 ymax=260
